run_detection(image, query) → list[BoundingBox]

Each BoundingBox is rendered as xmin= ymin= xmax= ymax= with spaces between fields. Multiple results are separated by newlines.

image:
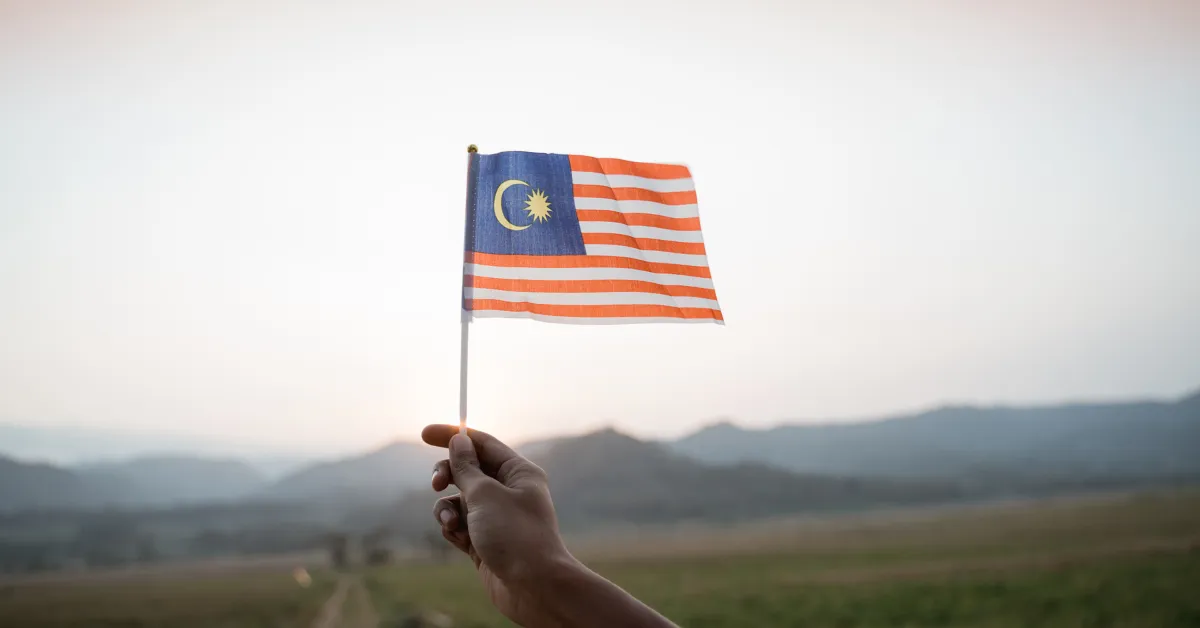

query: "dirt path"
xmin=310 ymin=574 xmax=379 ymax=628
xmin=346 ymin=575 xmax=380 ymax=628
xmin=310 ymin=575 xmax=352 ymax=628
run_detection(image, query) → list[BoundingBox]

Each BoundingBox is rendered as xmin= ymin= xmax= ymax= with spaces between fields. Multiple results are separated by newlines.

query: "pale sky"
xmin=1 ymin=0 xmax=1198 ymax=455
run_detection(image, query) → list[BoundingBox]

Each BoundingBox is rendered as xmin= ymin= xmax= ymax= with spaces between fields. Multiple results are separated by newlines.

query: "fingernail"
xmin=439 ymin=509 xmax=453 ymax=524
xmin=432 ymin=467 xmax=439 ymax=479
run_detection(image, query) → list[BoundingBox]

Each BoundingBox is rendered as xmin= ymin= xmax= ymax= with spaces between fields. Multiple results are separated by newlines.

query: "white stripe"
xmin=464 ymin=264 xmax=715 ymax=289
xmin=467 ymin=288 xmax=720 ymax=310
xmin=469 ymin=310 xmax=723 ymax=325
xmin=570 ymin=171 xmax=694 ymax=193
xmin=583 ymin=244 xmax=709 ymax=267
xmin=578 ymin=221 xmax=706 ymax=243
xmin=573 ymin=197 xmax=700 ymax=219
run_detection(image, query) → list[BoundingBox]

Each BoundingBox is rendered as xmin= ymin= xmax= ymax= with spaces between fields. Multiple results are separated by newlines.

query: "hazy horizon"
xmin=3 ymin=1 xmax=1198 ymax=452
xmin=3 ymin=385 xmax=1197 ymax=467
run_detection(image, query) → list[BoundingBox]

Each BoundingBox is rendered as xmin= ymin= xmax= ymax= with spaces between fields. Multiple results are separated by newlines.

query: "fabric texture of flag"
xmin=462 ymin=151 xmax=722 ymax=324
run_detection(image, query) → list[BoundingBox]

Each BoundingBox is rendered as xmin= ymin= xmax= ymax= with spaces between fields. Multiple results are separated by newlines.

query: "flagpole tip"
xmin=467 ymin=144 xmax=478 ymax=153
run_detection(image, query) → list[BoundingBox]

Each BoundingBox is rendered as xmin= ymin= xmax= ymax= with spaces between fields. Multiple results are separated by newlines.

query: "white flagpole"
xmin=459 ymin=311 xmax=469 ymax=433
xmin=460 ymin=144 xmax=478 ymax=435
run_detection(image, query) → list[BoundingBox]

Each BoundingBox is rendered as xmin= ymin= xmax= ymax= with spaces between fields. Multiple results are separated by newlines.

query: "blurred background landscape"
xmin=3 ymin=0 xmax=1199 ymax=626
xmin=3 ymin=391 xmax=1199 ymax=626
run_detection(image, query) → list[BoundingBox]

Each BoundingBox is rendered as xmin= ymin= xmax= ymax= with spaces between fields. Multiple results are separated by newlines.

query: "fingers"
xmin=422 ymin=425 xmax=524 ymax=473
xmin=421 ymin=424 xmax=462 ymax=447
xmin=441 ymin=527 xmax=470 ymax=554
xmin=432 ymin=460 xmax=452 ymax=492
xmin=448 ymin=433 xmax=491 ymax=495
xmin=441 ymin=527 xmax=482 ymax=568
xmin=422 ymin=424 xmax=543 ymax=487
xmin=433 ymin=494 xmax=463 ymax=531
xmin=433 ymin=495 xmax=477 ymax=566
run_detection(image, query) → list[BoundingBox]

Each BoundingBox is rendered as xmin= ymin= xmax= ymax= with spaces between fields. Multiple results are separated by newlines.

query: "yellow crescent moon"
xmin=493 ymin=179 xmax=531 ymax=231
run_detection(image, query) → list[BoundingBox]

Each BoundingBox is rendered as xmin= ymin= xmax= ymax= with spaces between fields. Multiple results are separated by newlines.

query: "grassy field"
xmin=2 ymin=490 xmax=1199 ymax=627
xmin=0 ymin=566 xmax=337 ymax=627
xmin=366 ymin=490 xmax=1200 ymax=627
xmin=369 ymin=552 xmax=1200 ymax=627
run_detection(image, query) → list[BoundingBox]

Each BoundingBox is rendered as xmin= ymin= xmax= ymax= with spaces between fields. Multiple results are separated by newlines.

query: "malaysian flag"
xmin=462 ymin=151 xmax=722 ymax=324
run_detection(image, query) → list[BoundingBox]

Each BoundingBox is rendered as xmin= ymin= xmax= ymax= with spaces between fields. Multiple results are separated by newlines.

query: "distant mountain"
xmin=0 ymin=423 xmax=316 ymax=477
xmin=670 ymin=390 xmax=1200 ymax=492
xmin=0 ymin=424 xmax=205 ymax=464
xmin=1 ymin=454 xmax=273 ymax=512
xmin=4 ymin=390 xmax=1197 ymax=517
xmin=265 ymin=441 xmax=444 ymax=503
xmin=79 ymin=456 xmax=267 ymax=506
xmin=0 ymin=437 xmax=446 ymax=513
xmin=376 ymin=428 xmax=962 ymax=535
xmin=0 ymin=455 xmax=99 ymax=512
xmin=534 ymin=430 xmax=961 ymax=525
xmin=513 ymin=435 xmax=564 ymax=460
xmin=533 ymin=429 xmax=961 ymax=525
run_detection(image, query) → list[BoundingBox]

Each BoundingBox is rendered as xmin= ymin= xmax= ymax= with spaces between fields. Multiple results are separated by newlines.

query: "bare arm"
xmin=522 ymin=554 xmax=673 ymax=628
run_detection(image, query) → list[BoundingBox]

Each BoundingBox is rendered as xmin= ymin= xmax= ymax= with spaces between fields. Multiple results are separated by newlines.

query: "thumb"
xmin=449 ymin=432 xmax=491 ymax=495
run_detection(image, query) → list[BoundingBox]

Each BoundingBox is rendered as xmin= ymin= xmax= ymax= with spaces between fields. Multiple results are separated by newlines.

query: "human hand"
xmin=424 ymin=425 xmax=574 ymax=625
xmin=424 ymin=425 xmax=677 ymax=628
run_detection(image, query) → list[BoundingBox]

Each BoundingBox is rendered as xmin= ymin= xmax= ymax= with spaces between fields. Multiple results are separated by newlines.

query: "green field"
xmin=0 ymin=567 xmax=337 ymax=628
xmin=369 ymin=551 xmax=1200 ymax=627
xmin=367 ymin=490 xmax=1200 ymax=627
xmin=3 ymin=490 xmax=1199 ymax=627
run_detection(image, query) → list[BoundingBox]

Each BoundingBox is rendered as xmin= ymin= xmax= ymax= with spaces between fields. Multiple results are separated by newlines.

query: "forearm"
xmin=522 ymin=554 xmax=677 ymax=628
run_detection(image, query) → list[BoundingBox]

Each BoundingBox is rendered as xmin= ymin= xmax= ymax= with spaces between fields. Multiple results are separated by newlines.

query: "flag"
xmin=462 ymin=151 xmax=722 ymax=324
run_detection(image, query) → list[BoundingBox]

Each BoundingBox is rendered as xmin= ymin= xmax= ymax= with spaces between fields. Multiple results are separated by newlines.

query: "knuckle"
xmin=451 ymin=457 xmax=478 ymax=474
xmin=498 ymin=459 xmax=547 ymax=484
xmin=523 ymin=462 xmax=549 ymax=482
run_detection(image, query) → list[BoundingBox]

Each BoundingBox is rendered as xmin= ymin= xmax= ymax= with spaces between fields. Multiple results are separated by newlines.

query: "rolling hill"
xmin=670 ymin=390 xmax=1200 ymax=492
xmin=0 ymin=454 xmax=270 ymax=511
xmin=3 ymin=391 xmax=1197 ymax=515
xmin=265 ymin=441 xmax=444 ymax=503
xmin=80 ymin=456 xmax=267 ymax=506
xmin=374 ymin=428 xmax=963 ymax=538
xmin=0 ymin=455 xmax=99 ymax=512
xmin=530 ymin=429 xmax=963 ymax=525
xmin=0 ymin=424 xmax=311 ymax=476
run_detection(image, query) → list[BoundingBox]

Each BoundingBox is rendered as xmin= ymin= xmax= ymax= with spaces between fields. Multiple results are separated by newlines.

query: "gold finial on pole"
xmin=467 ymin=144 xmax=478 ymax=153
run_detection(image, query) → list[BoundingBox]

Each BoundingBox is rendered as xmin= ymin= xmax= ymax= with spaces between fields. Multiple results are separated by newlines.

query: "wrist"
xmin=506 ymin=550 xmax=677 ymax=628
xmin=510 ymin=546 xmax=583 ymax=590
xmin=506 ymin=550 xmax=589 ymax=626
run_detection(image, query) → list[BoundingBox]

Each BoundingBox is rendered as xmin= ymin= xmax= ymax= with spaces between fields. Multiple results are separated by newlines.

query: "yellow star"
xmin=524 ymin=189 xmax=552 ymax=222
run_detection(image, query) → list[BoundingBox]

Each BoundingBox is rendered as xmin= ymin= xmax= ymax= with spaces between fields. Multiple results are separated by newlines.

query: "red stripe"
xmin=576 ymin=210 xmax=702 ymax=231
xmin=568 ymin=155 xmax=691 ymax=180
xmin=466 ymin=276 xmax=718 ymax=300
xmin=581 ymin=233 xmax=706 ymax=255
xmin=466 ymin=252 xmax=711 ymax=279
xmin=574 ymin=185 xmax=697 ymax=205
xmin=467 ymin=299 xmax=723 ymax=321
